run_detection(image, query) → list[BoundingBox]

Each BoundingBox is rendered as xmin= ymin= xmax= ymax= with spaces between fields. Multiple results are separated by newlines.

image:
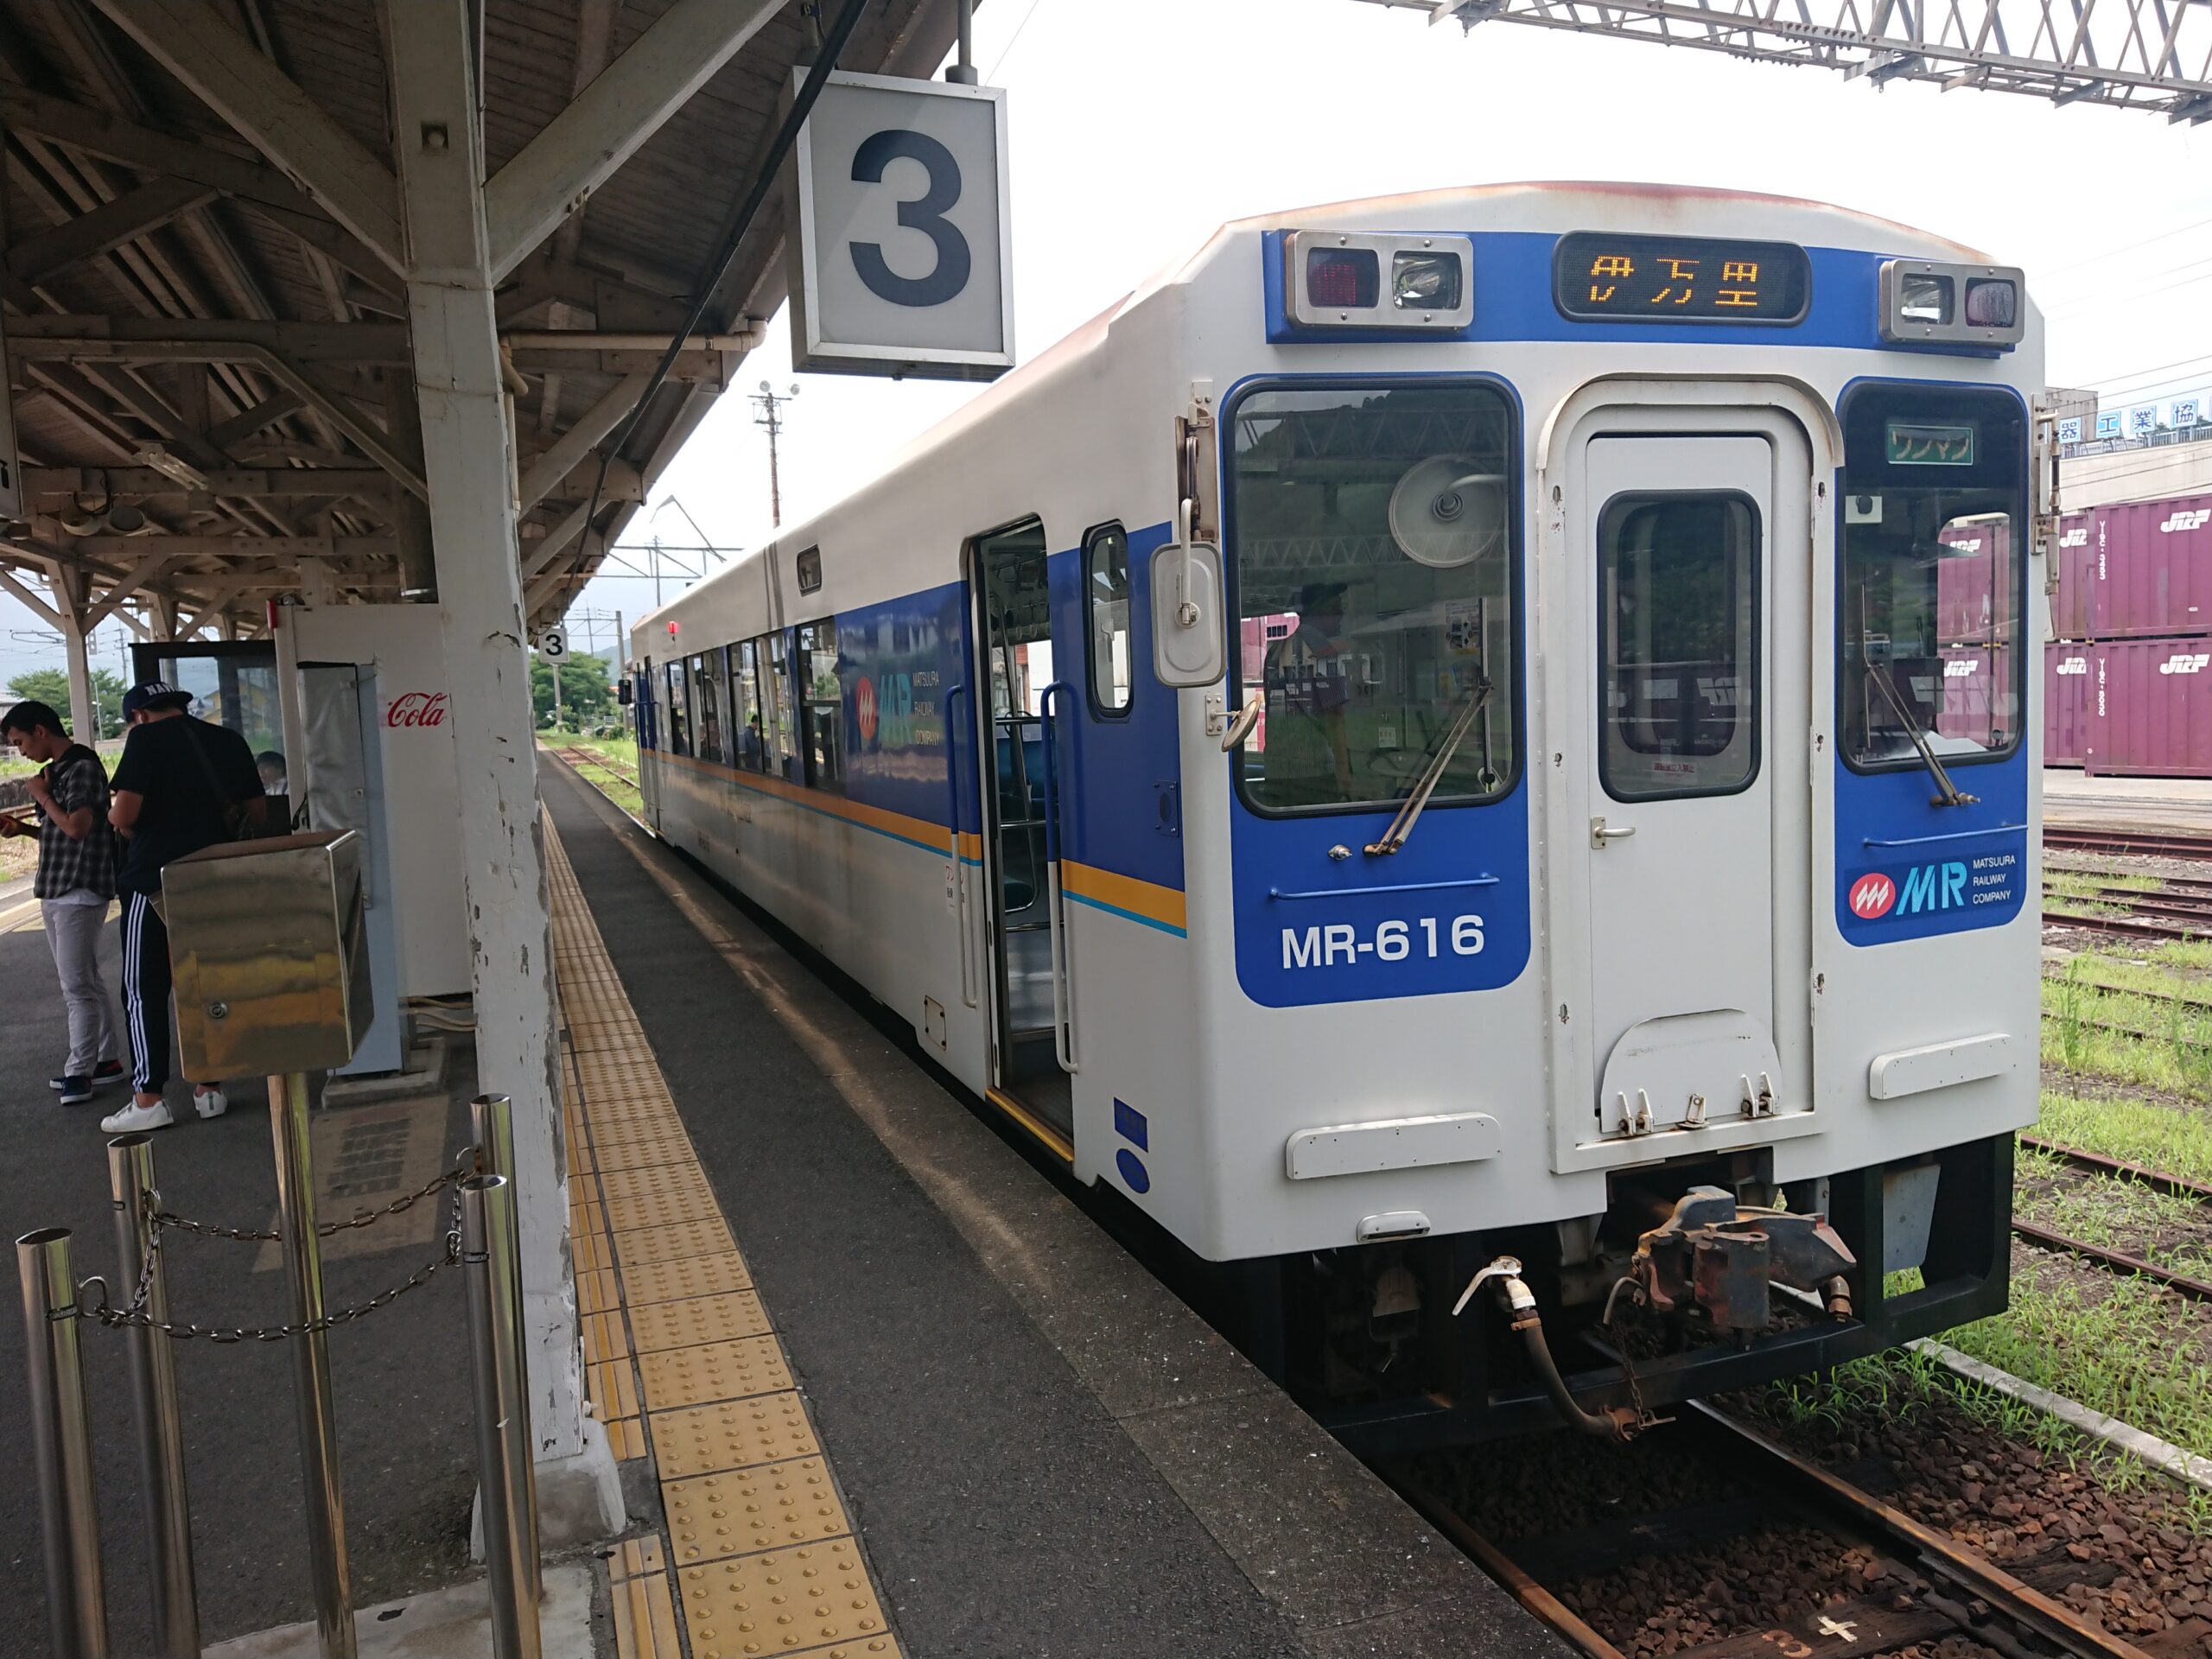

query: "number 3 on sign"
xmin=851 ymin=130 xmax=970 ymax=308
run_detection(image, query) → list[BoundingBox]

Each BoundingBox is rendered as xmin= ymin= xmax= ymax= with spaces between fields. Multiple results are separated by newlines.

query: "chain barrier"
xmin=149 ymin=1158 xmax=474 ymax=1243
xmin=74 ymin=1154 xmax=477 ymax=1344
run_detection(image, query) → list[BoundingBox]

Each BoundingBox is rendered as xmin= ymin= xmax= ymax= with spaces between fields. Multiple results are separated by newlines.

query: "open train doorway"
xmin=968 ymin=518 xmax=1075 ymax=1146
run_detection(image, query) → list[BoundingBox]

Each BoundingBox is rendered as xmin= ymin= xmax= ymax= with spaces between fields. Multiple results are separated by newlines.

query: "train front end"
xmin=1155 ymin=188 xmax=2044 ymax=1450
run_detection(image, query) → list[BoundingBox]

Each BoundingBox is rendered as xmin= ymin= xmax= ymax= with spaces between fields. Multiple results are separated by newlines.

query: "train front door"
xmin=1560 ymin=423 xmax=1813 ymax=1160
xmin=969 ymin=518 xmax=1076 ymax=1143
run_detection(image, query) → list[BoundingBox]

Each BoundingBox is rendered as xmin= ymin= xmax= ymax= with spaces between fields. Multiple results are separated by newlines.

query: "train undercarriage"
xmin=1225 ymin=1135 xmax=2015 ymax=1459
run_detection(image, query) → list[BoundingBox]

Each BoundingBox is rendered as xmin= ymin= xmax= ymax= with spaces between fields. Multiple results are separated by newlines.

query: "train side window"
xmin=664 ymin=661 xmax=690 ymax=756
xmin=1598 ymin=493 xmax=1761 ymax=801
xmin=1837 ymin=384 xmax=2027 ymax=772
xmin=733 ymin=640 xmax=765 ymax=771
xmin=765 ymin=633 xmax=798 ymax=780
xmin=798 ymin=621 xmax=844 ymax=791
xmin=1084 ymin=524 xmax=1132 ymax=717
xmin=690 ymin=652 xmax=724 ymax=765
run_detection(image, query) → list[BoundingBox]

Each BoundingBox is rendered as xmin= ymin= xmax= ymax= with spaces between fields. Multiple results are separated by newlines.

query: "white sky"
xmin=8 ymin=0 xmax=2211 ymax=678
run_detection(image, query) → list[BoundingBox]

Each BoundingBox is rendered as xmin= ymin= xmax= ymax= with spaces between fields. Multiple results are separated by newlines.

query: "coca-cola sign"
xmin=385 ymin=690 xmax=448 ymax=728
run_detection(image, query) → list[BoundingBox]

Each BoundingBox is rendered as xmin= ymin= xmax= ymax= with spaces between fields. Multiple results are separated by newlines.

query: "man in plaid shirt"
xmin=3 ymin=700 xmax=122 ymax=1103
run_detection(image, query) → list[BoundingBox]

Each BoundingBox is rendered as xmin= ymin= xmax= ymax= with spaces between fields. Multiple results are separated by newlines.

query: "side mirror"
xmin=1151 ymin=503 xmax=1226 ymax=688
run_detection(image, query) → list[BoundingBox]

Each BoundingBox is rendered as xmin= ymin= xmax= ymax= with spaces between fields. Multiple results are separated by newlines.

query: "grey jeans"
xmin=43 ymin=897 xmax=118 ymax=1077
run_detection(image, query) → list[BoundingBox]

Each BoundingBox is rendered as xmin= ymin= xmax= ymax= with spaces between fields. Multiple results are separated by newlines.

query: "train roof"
xmin=637 ymin=181 xmax=2000 ymax=651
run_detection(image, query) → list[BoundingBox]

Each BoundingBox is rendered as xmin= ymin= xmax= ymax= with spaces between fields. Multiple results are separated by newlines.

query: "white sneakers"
xmin=100 ymin=1098 xmax=173 ymax=1134
xmin=99 ymin=1087 xmax=228 ymax=1135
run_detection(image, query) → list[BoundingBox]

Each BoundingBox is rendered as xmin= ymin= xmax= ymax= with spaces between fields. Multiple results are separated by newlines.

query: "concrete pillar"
xmin=388 ymin=0 xmax=615 ymax=1542
xmin=61 ymin=607 xmax=97 ymax=742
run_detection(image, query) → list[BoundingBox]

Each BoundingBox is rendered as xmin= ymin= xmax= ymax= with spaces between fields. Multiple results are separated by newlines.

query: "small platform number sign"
xmin=788 ymin=72 xmax=1013 ymax=381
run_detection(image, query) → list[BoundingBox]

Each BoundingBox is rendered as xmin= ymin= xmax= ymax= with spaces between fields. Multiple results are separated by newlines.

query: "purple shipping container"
xmin=1936 ymin=520 xmax=2016 ymax=645
xmin=2083 ymin=635 xmax=2212 ymax=778
xmin=2050 ymin=510 xmax=2096 ymax=640
xmin=2044 ymin=641 xmax=2092 ymax=766
xmin=2067 ymin=493 xmax=2212 ymax=640
xmin=1937 ymin=644 xmax=2017 ymax=749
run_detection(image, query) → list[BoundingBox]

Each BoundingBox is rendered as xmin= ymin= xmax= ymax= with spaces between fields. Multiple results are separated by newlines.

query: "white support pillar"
xmin=388 ymin=0 xmax=617 ymax=1542
xmin=60 ymin=587 xmax=97 ymax=741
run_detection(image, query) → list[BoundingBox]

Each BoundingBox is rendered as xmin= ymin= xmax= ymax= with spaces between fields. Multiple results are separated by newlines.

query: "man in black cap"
xmin=100 ymin=682 xmax=266 ymax=1135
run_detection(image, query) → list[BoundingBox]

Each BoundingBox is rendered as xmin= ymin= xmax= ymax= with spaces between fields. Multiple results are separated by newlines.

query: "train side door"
xmin=636 ymin=657 xmax=662 ymax=827
xmin=967 ymin=518 xmax=1076 ymax=1144
xmin=1575 ymin=433 xmax=1796 ymax=1144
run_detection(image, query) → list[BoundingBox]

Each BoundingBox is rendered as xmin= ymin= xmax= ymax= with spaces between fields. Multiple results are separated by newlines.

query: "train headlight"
xmin=1283 ymin=232 xmax=1474 ymax=332
xmin=1897 ymin=271 xmax=1952 ymax=325
xmin=1392 ymin=251 xmax=1463 ymax=311
xmin=1879 ymin=257 xmax=2024 ymax=349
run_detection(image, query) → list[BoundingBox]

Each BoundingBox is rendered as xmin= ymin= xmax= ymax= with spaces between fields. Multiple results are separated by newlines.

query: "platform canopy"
xmin=0 ymin=0 xmax=963 ymax=644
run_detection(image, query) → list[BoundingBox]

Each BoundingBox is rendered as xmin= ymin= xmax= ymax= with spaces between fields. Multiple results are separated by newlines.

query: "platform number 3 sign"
xmin=788 ymin=72 xmax=1014 ymax=382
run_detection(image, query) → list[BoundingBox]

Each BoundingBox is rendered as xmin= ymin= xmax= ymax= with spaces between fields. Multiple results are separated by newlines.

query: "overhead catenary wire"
xmin=573 ymin=0 xmax=877 ymax=602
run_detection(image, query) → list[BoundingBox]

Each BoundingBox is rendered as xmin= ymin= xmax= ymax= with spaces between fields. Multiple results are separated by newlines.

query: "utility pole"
xmin=751 ymin=381 xmax=799 ymax=527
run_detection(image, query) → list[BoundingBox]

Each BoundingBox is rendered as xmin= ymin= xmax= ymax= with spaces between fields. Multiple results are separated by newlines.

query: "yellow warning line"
xmin=543 ymin=812 xmax=905 ymax=1659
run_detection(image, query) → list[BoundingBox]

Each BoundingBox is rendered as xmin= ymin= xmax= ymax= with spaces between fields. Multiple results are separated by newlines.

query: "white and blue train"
xmin=628 ymin=183 xmax=2044 ymax=1450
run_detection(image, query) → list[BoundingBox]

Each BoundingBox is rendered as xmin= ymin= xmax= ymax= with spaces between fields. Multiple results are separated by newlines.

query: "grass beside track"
xmin=544 ymin=735 xmax=642 ymax=819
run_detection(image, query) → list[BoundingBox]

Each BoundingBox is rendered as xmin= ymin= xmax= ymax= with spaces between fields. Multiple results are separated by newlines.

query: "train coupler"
xmin=1630 ymin=1186 xmax=1857 ymax=1338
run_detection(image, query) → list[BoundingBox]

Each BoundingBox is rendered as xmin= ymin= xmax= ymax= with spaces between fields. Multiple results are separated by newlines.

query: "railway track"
xmin=2012 ymin=1133 xmax=2212 ymax=1306
xmin=2045 ymin=827 xmax=2212 ymax=862
xmin=1393 ymin=1402 xmax=2164 ymax=1659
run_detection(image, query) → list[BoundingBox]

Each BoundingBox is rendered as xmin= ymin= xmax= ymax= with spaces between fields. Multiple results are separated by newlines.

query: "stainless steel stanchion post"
xmin=468 ymin=1094 xmax=541 ymax=1605
xmin=17 ymin=1228 xmax=108 ymax=1659
xmin=269 ymin=1072 xmax=355 ymax=1659
xmin=106 ymin=1136 xmax=199 ymax=1659
xmin=461 ymin=1176 xmax=542 ymax=1659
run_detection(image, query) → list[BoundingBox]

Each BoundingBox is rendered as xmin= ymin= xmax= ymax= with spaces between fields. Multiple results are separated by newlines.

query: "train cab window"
xmin=733 ymin=640 xmax=766 ymax=771
xmin=690 ymin=652 xmax=724 ymax=765
xmin=1084 ymin=524 xmax=1132 ymax=716
xmin=1598 ymin=493 xmax=1760 ymax=800
xmin=665 ymin=661 xmax=690 ymax=757
xmin=798 ymin=621 xmax=843 ymax=791
xmin=1839 ymin=384 xmax=2027 ymax=772
xmin=1228 ymin=382 xmax=1516 ymax=813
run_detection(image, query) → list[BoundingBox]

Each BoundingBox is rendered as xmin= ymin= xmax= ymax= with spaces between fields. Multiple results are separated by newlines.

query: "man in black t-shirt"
xmin=100 ymin=683 xmax=266 ymax=1135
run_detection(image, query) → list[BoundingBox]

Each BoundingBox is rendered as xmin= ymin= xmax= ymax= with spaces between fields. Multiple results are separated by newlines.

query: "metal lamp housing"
xmin=1283 ymin=231 xmax=1475 ymax=332
xmin=1878 ymin=257 xmax=2025 ymax=349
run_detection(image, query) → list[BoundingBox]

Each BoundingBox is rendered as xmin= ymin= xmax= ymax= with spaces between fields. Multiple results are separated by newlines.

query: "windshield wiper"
xmin=1865 ymin=660 xmax=1978 ymax=808
xmin=1366 ymin=677 xmax=1494 ymax=855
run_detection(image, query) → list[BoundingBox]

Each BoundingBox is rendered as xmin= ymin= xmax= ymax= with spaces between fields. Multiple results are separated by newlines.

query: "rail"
xmin=1385 ymin=1402 xmax=2159 ymax=1659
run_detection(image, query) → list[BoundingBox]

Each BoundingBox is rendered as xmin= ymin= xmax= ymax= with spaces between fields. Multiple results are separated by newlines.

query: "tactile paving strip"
xmin=598 ymin=1166 xmax=720 ymax=1206
xmin=677 ymin=1540 xmax=896 ymax=1659
xmin=640 ymin=1335 xmax=791 ymax=1412
xmin=664 ymin=1459 xmax=851 ymax=1565
xmin=626 ymin=1290 xmax=772 ymax=1353
xmin=606 ymin=1188 xmax=723 ymax=1234
xmin=650 ymin=1394 xmax=822 ymax=1481
xmin=615 ymin=1217 xmax=738 ymax=1266
xmin=620 ymin=1250 xmax=753 ymax=1305
xmin=543 ymin=812 xmax=899 ymax=1658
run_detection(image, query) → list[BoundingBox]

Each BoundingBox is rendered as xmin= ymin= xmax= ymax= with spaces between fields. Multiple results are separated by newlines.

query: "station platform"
xmin=2044 ymin=769 xmax=2212 ymax=835
xmin=0 ymin=882 xmax=486 ymax=1651
xmin=538 ymin=756 xmax=1560 ymax=1659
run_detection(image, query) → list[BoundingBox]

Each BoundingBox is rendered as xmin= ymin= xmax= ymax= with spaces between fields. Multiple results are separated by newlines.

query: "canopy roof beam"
xmin=482 ymin=0 xmax=786 ymax=282
xmin=84 ymin=0 xmax=407 ymax=276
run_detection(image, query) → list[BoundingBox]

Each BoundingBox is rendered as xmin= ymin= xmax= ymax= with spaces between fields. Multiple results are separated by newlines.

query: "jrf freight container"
xmin=1936 ymin=518 xmax=2016 ymax=646
xmin=2050 ymin=510 xmax=2095 ymax=641
xmin=2084 ymin=634 xmax=2212 ymax=778
xmin=2044 ymin=641 xmax=2091 ymax=766
xmin=2063 ymin=494 xmax=2212 ymax=641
